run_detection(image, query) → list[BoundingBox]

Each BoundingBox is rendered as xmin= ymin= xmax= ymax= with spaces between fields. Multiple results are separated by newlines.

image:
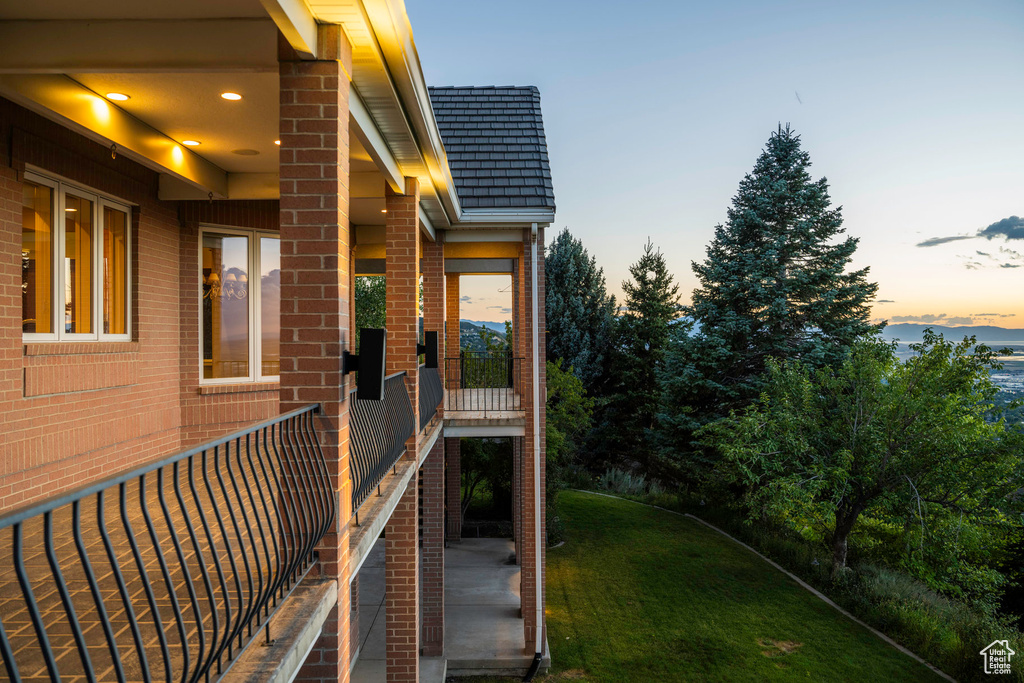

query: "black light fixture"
xmin=416 ymin=330 xmax=439 ymax=369
xmin=343 ymin=328 xmax=387 ymax=400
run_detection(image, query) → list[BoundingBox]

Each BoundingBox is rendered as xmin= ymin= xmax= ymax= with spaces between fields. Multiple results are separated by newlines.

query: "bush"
xmin=598 ymin=468 xmax=653 ymax=496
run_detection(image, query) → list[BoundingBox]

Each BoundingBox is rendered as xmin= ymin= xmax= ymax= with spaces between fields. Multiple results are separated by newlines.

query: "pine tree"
xmin=596 ymin=239 xmax=681 ymax=472
xmin=656 ymin=124 xmax=881 ymax=478
xmin=545 ymin=229 xmax=617 ymax=394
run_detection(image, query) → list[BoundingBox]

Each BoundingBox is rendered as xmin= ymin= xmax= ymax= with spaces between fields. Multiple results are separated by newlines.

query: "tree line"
xmin=545 ymin=125 xmax=1023 ymax=620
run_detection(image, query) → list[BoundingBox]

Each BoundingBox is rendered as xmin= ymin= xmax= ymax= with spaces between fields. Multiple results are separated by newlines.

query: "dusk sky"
xmin=408 ymin=0 xmax=1023 ymax=329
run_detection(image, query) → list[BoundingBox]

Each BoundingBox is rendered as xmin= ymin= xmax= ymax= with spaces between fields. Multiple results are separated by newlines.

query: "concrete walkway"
xmin=351 ymin=537 xmax=547 ymax=681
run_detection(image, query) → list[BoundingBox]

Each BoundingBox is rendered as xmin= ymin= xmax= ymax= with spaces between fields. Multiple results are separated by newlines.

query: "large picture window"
xmin=200 ymin=227 xmax=280 ymax=383
xmin=22 ymin=171 xmax=131 ymax=341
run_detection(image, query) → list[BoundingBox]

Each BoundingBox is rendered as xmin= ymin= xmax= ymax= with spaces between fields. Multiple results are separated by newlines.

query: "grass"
xmin=455 ymin=490 xmax=945 ymax=682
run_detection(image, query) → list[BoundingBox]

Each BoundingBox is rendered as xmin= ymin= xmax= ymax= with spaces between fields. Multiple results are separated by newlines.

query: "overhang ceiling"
xmin=70 ymin=73 xmax=279 ymax=173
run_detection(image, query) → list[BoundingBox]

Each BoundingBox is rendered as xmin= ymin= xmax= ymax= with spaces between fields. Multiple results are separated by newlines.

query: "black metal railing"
xmin=418 ymin=365 xmax=444 ymax=432
xmin=349 ymin=372 xmax=415 ymax=512
xmin=444 ymin=352 xmax=524 ymax=413
xmin=0 ymin=405 xmax=334 ymax=683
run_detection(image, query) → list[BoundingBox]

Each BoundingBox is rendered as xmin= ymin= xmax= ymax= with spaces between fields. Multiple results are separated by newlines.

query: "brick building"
xmin=0 ymin=2 xmax=553 ymax=681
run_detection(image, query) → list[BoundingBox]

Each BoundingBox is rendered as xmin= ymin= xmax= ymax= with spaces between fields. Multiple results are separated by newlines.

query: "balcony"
xmin=444 ymin=352 xmax=525 ymax=437
xmin=0 ymin=406 xmax=335 ymax=682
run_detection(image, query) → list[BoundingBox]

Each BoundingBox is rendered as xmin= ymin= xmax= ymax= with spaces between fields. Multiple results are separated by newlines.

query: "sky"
xmin=407 ymin=0 xmax=1024 ymax=328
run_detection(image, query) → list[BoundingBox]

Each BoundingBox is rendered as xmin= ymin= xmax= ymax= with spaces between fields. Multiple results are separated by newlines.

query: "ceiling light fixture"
xmin=182 ymin=140 xmax=201 ymax=146
xmin=105 ymin=93 xmax=129 ymax=101
xmin=274 ymin=140 xmax=281 ymax=145
xmin=221 ymin=92 xmax=242 ymax=101
xmin=381 ymin=209 xmax=387 ymax=213
xmin=65 ymin=207 xmax=77 ymax=212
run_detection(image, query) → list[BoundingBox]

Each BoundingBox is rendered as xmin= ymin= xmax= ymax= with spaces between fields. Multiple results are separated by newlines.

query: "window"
xmin=22 ymin=171 xmax=131 ymax=341
xmin=200 ymin=227 xmax=280 ymax=383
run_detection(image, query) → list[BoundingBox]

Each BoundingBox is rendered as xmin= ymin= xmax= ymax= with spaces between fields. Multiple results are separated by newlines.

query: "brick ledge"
xmin=198 ymin=382 xmax=280 ymax=396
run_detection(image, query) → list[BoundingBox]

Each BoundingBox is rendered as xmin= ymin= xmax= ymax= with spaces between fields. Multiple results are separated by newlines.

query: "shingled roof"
xmin=428 ymin=86 xmax=555 ymax=211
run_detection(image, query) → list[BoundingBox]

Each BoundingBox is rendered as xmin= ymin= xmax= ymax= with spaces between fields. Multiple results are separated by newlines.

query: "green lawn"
xmin=459 ymin=490 xmax=945 ymax=682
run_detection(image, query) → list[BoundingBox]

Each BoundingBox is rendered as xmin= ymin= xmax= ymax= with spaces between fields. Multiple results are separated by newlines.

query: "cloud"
xmin=1000 ymin=263 xmax=1021 ymax=268
xmin=977 ymin=250 xmax=990 ymax=257
xmin=916 ymin=235 xmax=975 ymax=247
xmin=891 ymin=314 xmax=948 ymax=324
xmin=460 ymin=295 xmax=473 ymax=303
xmin=917 ymin=215 xmax=1024 ymax=250
xmin=946 ymin=316 xmax=974 ymax=325
xmin=876 ymin=299 xmax=896 ymax=303
xmin=1000 ymin=246 xmax=1024 ymax=261
xmin=973 ymin=312 xmax=1016 ymax=318
xmin=486 ymin=306 xmax=512 ymax=315
xmin=979 ymin=215 xmax=1024 ymax=241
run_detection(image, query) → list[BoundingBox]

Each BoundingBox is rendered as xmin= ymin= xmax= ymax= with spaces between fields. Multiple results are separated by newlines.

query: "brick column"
xmin=385 ymin=177 xmax=420 ymax=428
xmin=386 ymin=474 xmax=419 ymax=682
xmin=384 ymin=178 xmax=420 ymax=682
xmin=421 ymin=438 xmax=445 ymax=655
xmin=513 ymin=436 xmax=522 ymax=565
xmin=520 ymin=227 xmax=547 ymax=653
xmin=444 ymin=272 xmax=460 ymax=389
xmin=350 ymin=576 xmax=360 ymax=664
xmin=445 ymin=437 xmax=461 ymax=541
xmin=422 ymin=238 xmax=445 ymax=369
xmin=278 ymin=26 xmax=354 ymax=683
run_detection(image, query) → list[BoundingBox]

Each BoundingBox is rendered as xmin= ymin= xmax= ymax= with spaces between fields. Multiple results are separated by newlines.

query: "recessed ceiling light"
xmin=381 ymin=209 xmax=387 ymax=213
xmin=182 ymin=140 xmax=201 ymax=146
xmin=232 ymin=149 xmax=259 ymax=156
xmin=221 ymin=92 xmax=242 ymax=101
xmin=105 ymin=93 xmax=129 ymax=101
xmin=274 ymin=140 xmax=281 ymax=145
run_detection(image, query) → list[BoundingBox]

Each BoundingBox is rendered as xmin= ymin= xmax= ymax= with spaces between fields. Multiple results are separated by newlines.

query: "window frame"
xmin=22 ymin=169 xmax=133 ymax=343
xmin=198 ymin=225 xmax=280 ymax=385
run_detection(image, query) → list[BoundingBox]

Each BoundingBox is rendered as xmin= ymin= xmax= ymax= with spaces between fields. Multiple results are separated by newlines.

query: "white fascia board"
xmin=453 ymin=208 xmax=555 ymax=228
xmin=349 ymin=88 xmax=404 ymax=193
xmin=258 ymin=0 xmax=319 ymax=59
xmin=443 ymin=423 xmax=526 ymax=438
xmin=361 ymin=0 xmax=462 ymax=221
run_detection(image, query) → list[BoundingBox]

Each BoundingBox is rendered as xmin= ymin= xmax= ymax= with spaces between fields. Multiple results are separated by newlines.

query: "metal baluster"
xmin=73 ymin=498 xmax=125 ymax=683
xmin=45 ymin=510 xmax=97 ymax=681
xmin=13 ymin=523 xmax=59 ymax=680
xmin=188 ymin=454 xmax=228 ymax=678
xmin=98 ymin=490 xmax=150 ymax=681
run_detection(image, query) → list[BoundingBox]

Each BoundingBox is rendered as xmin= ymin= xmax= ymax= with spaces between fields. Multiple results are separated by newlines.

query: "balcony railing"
xmin=349 ymin=372 xmax=415 ymax=511
xmin=418 ymin=365 xmax=444 ymax=432
xmin=444 ymin=352 xmax=523 ymax=414
xmin=0 ymin=405 xmax=334 ymax=682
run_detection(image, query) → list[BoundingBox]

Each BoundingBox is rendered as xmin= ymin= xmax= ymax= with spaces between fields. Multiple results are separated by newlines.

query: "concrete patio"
xmin=351 ymin=537 xmax=548 ymax=681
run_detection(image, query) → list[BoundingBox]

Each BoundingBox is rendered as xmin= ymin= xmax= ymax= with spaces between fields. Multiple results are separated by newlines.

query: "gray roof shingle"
xmin=428 ymin=86 xmax=555 ymax=211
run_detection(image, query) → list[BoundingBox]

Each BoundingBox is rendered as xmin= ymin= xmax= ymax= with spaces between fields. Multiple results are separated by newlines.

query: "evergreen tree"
xmin=657 ymin=124 xmax=881 ymax=478
xmin=595 ymin=240 xmax=681 ymax=472
xmin=545 ymin=229 xmax=617 ymax=393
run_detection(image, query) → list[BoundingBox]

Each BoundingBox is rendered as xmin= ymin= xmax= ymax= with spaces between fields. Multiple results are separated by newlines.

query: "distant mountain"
xmin=463 ymin=320 xmax=508 ymax=334
xmin=459 ymin=320 xmax=507 ymax=353
xmin=881 ymin=324 xmax=1024 ymax=343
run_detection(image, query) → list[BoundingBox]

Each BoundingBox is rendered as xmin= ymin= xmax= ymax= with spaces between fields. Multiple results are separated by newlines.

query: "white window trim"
xmin=22 ymin=170 xmax=132 ymax=343
xmin=198 ymin=225 xmax=280 ymax=385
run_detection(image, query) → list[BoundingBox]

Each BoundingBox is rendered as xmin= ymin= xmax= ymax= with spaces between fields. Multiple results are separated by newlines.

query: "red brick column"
xmin=350 ymin=576 xmax=360 ymax=664
xmin=520 ymin=227 xmax=547 ymax=653
xmin=445 ymin=437 xmax=461 ymax=541
xmin=423 ymin=238 xmax=445 ymax=371
xmin=421 ymin=438 xmax=445 ymax=655
xmin=386 ymin=474 xmax=419 ymax=682
xmin=385 ymin=178 xmax=420 ymax=428
xmin=444 ymin=272 xmax=460 ymax=389
xmin=513 ymin=436 xmax=522 ymax=565
xmin=384 ymin=178 xmax=420 ymax=682
xmin=278 ymin=26 xmax=353 ymax=683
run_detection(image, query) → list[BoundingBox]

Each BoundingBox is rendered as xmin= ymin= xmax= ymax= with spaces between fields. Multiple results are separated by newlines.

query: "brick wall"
xmin=177 ymin=200 xmax=282 ymax=447
xmin=0 ymin=98 xmax=182 ymax=512
xmin=0 ymin=98 xmax=288 ymax=515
